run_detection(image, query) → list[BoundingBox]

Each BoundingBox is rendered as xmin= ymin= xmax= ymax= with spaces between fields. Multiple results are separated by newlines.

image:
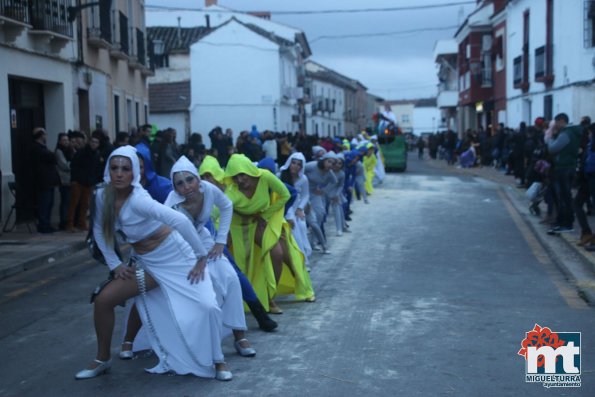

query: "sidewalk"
xmin=425 ymin=157 xmax=595 ymax=305
xmin=0 ymin=227 xmax=86 ymax=280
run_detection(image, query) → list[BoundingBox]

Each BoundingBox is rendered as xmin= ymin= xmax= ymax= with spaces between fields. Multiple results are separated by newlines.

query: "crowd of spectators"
xmin=425 ymin=113 xmax=595 ymax=247
xmin=28 ymin=124 xmax=383 ymax=234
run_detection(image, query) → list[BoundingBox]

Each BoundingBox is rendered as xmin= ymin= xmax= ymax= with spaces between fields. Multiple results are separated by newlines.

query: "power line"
xmin=310 ymin=25 xmax=459 ymax=43
xmin=146 ymin=1 xmax=475 ymax=16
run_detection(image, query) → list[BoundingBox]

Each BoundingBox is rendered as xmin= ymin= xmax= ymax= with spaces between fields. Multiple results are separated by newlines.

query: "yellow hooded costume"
xmin=363 ymin=143 xmax=377 ymax=195
xmin=198 ymin=155 xmax=226 ymax=185
xmin=224 ymin=154 xmax=315 ymax=311
xmin=198 ymin=155 xmax=226 ymax=224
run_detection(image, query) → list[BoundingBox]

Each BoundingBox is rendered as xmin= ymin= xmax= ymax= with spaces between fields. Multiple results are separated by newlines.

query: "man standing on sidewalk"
xmin=546 ymin=113 xmax=583 ymax=234
xmin=32 ymin=128 xmax=61 ymax=233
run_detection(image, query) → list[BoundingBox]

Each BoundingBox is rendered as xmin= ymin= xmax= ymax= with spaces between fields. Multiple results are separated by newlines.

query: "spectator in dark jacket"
xmin=66 ymin=135 xmax=102 ymax=232
xmin=158 ymin=128 xmax=179 ymax=178
xmin=546 ymin=113 xmax=583 ymax=233
xmin=32 ymin=127 xmax=61 ymax=233
xmin=55 ymin=132 xmax=75 ymax=230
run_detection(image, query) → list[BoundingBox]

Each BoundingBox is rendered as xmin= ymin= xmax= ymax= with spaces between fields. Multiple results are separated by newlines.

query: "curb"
xmin=0 ymin=240 xmax=87 ymax=281
xmin=424 ymin=159 xmax=595 ymax=305
xmin=500 ymin=185 xmax=595 ymax=306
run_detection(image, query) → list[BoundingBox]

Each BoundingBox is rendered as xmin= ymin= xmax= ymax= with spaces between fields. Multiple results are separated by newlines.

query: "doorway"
xmin=8 ymin=78 xmax=45 ymax=222
xmin=78 ymin=89 xmax=90 ymax=133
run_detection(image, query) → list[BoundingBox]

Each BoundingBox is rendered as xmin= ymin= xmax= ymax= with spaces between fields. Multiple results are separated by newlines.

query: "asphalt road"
xmin=0 ymin=155 xmax=593 ymax=397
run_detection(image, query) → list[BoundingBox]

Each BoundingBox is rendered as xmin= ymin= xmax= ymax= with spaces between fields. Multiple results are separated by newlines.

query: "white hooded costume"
xmin=165 ymin=156 xmax=247 ymax=335
xmin=95 ymin=146 xmax=224 ymax=378
xmin=278 ymin=152 xmax=313 ymax=262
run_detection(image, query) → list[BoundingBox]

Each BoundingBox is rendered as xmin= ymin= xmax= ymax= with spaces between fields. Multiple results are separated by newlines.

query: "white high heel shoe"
xmin=119 ymin=341 xmax=134 ymax=360
xmin=75 ymin=359 xmax=112 ymax=380
xmin=215 ymin=363 xmax=233 ymax=381
xmin=234 ymin=339 xmax=256 ymax=357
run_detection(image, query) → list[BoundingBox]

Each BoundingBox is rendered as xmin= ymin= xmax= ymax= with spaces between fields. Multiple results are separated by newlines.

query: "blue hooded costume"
xmin=136 ymin=141 xmax=173 ymax=203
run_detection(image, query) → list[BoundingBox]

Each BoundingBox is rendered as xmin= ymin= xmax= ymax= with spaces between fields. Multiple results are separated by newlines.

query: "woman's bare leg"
xmin=254 ymin=221 xmax=283 ymax=311
xmin=88 ymin=273 xmax=157 ymax=366
xmin=121 ymin=304 xmax=142 ymax=353
xmin=269 ymin=242 xmax=284 ymax=284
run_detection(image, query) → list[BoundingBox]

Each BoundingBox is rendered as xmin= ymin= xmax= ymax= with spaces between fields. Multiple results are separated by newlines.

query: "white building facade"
xmin=413 ymin=99 xmax=441 ymax=136
xmin=190 ymin=18 xmax=302 ymax=142
xmin=434 ymin=39 xmax=459 ymax=132
xmin=304 ymin=61 xmax=350 ymax=137
xmin=506 ymin=0 xmax=595 ymax=127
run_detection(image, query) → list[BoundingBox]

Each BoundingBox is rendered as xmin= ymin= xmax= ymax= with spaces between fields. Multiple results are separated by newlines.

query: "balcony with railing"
xmin=437 ymin=81 xmax=458 ymax=108
xmin=136 ymin=28 xmax=145 ymax=65
xmin=534 ymin=44 xmax=554 ymax=85
xmin=1 ymin=0 xmax=30 ymax=24
xmin=29 ymin=0 xmax=72 ymax=37
xmin=0 ymin=0 xmax=31 ymax=42
xmin=513 ymin=55 xmax=527 ymax=89
xmin=87 ymin=0 xmax=111 ymax=49
xmin=1 ymin=0 xmax=72 ymax=44
xmin=481 ymin=65 xmax=493 ymax=88
xmin=109 ymin=10 xmax=128 ymax=59
xmin=128 ymin=27 xmax=146 ymax=70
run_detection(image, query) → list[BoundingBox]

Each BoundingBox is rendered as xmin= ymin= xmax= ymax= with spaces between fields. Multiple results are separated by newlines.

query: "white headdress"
xmin=279 ymin=152 xmax=306 ymax=178
xmin=103 ymin=145 xmax=142 ymax=188
xmin=164 ymin=155 xmax=201 ymax=207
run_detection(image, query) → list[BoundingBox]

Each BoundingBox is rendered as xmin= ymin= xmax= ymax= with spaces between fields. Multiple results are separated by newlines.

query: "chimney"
xmin=177 ymin=16 xmax=182 ymax=48
xmin=205 ymin=0 xmax=217 ymax=6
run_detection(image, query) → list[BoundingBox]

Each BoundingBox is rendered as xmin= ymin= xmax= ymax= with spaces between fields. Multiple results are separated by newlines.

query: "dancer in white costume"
xmin=75 ymin=146 xmax=232 ymax=381
xmin=278 ymin=152 xmax=313 ymax=265
xmin=370 ymin=135 xmax=386 ymax=185
xmin=165 ymin=156 xmax=256 ymax=357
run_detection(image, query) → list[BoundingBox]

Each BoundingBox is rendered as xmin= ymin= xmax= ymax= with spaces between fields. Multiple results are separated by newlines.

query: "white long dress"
xmin=95 ymin=186 xmax=224 ymax=378
xmin=286 ymin=174 xmax=313 ymax=262
xmin=165 ymin=179 xmax=247 ymax=335
xmin=278 ymin=153 xmax=312 ymax=262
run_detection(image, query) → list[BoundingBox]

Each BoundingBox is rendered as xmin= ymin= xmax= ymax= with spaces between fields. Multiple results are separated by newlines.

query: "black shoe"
xmin=37 ymin=226 xmax=55 ymax=234
xmin=345 ymin=215 xmax=352 ymax=221
xmin=247 ymin=300 xmax=278 ymax=332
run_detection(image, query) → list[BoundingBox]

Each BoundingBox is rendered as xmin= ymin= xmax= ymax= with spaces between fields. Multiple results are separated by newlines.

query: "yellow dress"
xmin=224 ymin=154 xmax=315 ymax=311
xmin=363 ymin=151 xmax=377 ymax=195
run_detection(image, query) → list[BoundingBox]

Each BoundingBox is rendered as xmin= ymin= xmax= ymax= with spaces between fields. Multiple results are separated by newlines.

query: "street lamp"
xmin=153 ymin=39 xmax=165 ymax=56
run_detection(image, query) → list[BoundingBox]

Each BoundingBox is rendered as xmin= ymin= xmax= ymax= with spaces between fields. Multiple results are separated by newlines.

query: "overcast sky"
xmin=145 ymin=0 xmax=476 ymax=100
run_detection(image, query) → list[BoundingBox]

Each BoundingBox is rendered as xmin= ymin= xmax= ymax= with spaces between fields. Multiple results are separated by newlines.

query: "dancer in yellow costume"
xmin=363 ymin=143 xmax=377 ymax=195
xmin=199 ymin=155 xmax=227 ymax=222
xmin=199 ymin=155 xmax=226 ymax=187
xmin=224 ymin=154 xmax=315 ymax=313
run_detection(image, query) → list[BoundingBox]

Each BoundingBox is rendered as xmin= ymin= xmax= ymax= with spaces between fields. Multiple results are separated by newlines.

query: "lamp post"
xmin=153 ymin=39 xmax=164 ymax=56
